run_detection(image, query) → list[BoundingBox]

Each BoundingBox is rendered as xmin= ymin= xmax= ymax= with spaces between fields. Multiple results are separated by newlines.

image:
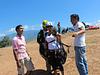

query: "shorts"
xmin=17 ymin=57 xmax=35 ymax=75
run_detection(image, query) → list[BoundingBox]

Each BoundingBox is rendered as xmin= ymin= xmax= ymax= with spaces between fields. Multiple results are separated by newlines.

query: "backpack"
xmin=37 ymin=30 xmax=48 ymax=57
xmin=59 ymin=44 xmax=67 ymax=64
xmin=47 ymin=39 xmax=67 ymax=65
xmin=37 ymin=30 xmax=45 ymax=44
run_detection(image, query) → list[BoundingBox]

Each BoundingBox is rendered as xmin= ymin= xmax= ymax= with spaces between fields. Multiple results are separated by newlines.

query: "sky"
xmin=0 ymin=0 xmax=100 ymax=37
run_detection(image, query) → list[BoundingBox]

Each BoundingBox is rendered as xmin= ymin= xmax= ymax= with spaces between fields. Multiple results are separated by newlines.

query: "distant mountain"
xmin=7 ymin=30 xmax=39 ymax=42
xmin=0 ymin=27 xmax=74 ymax=42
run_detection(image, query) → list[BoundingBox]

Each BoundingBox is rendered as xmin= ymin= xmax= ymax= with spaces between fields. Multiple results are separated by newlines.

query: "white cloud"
xmin=8 ymin=25 xmax=30 ymax=33
xmin=24 ymin=25 xmax=29 ymax=30
xmin=8 ymin=28 xmax=15 ymax=32
xmin=94 ymin=20 xmax=100 ymax=26
xmin=40 ymin=24 xmax=42 ymax=28
xmin=93 ymin=20 xmax=100 ymax=24
xmin=24 ymin=25 xmax=41 ymax=30
xmin=85 ymin=22 xmax=92 ymax=25
xmin=49 ymin=21 xmax=55 ymax=25
xmin=24 ymin=25 xmax=34 ymax=30
xmin=7 ymin=25 xmax=39 ymax=33
xmin=29 ymin=26 xmax=34 ymax=30
xmin=97 ymin=20 xmax=100 ymax=23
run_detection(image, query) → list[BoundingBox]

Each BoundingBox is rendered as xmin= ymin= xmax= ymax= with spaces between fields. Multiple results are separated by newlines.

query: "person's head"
xmin=42 ymin=20 xmax=48 ymax=30
xmin=70 ymin=14 xmax=79 ymax=25
xmin=46 ymin=22 xmax=53 ymax=32
xmin=51 ymin=27 xmax=57 ymax=36
xmin=51 ymin=27 xmax=61 ymax=41
xmin=57 ymin=21 xmax=60 ymax=27
xmin=58 ymin=21 xmax=60 ymax=24
xmin=15 ymin=25 xmax=24 ymax=35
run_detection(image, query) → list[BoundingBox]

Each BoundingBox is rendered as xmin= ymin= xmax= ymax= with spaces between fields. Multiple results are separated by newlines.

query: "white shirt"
xmin=73 ymin=22 xmax=86 ymax=47
xmin=46 ymin=34 xmax=60 ymax=50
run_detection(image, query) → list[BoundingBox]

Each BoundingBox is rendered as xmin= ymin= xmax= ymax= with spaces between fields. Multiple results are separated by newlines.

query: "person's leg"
xmin=52 ymin=61 xmax=62 ymax=75
xmin=74 ymin=46 xmax=88 ymax=75
xmin=50 ymin=58 xmax=57 ymax=75
xmin=24 ymin=57 xmax=35 ymax=75
xmin=17 ymin=59 xmax=24 ymax=75
xmin=83 ymin=47 xmax=88 ymax=75
xmin=47 ymin=51 xmax=55 ymax=73
xmin=56 ymin=62 xmax=64 ymax=75
xmin=61 ymin=71 xmax=64 ymax=75
xmin=40 ymin=44 xmax=52 ymax=73
xmin=54 ymin=69 xmax=59 ymax=75
xmin=60 ymin=66 xmax=64 ymax=75
xmin=46 ymin=60 xmax=51 ymax=72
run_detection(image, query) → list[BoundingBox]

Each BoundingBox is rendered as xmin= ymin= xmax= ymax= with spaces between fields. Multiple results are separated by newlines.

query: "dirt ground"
xmin=0 ymin=29 xmax=100 ymax=75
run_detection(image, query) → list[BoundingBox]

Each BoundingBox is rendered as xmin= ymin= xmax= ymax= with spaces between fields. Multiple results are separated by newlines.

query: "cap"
xmin=46 ymin=22 xmax=53 ymax=27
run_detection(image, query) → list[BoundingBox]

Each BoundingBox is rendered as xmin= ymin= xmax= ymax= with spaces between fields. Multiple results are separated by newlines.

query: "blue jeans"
xmin=74 ymin=46 xmax=88 ymax=75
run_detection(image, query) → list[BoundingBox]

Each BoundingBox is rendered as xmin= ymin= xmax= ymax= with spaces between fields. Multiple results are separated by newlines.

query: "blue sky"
xmin=0 ymin=0 xmax=100 ymax=36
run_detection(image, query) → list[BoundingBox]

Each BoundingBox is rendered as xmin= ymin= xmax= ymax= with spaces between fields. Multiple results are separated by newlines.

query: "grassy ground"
xmin=0 ymin=29 xmax=100 ymax=75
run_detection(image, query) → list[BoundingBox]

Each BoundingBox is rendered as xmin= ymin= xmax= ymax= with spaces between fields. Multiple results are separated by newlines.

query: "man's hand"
xmin=68 ymin=45 xmax=71 ymax=47
xmin=72 ymin=32 xmax=79 ymax=37
xmin=16 ymin=61 xmax=21 ymax=68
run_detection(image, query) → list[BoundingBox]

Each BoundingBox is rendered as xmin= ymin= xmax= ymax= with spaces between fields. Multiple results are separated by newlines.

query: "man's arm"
xmin=72 ymin=24 xmax=85 ymax=37
xmin=13 ymin=49 xmax=18 ymax=61
xmin=13 ymin=49 xmax=21 ymax=68
xmin=12 ymin=39 xmax=21 ymax=68
xmin=72 ymin=29 xmax=85 ymax=37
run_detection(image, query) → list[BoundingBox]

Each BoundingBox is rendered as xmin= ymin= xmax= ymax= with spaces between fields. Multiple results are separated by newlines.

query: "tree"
xmin=0 ymin=36 xmax=12 ymax=48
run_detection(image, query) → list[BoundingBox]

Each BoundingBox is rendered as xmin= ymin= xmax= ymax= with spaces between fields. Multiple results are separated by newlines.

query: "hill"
xmin=0 ymin=29 xmax=100 ymax=75
xmin=8 ymin=30 xmax=39 ymax=41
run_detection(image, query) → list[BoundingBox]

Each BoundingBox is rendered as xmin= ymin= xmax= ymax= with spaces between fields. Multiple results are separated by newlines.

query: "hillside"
xmin=0 ymin=29 xmax=100 ymax=75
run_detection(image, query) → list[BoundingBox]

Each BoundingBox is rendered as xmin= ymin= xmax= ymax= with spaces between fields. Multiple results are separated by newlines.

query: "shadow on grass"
xmin=28 ymin=69 xmax=52 ymax=75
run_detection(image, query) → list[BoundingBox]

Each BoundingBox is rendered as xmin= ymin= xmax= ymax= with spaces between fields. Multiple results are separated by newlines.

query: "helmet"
xmin=46 ymin=22 xmax=53 ymax=27
xmin=42 ymin=20 xmax=48 ymax=28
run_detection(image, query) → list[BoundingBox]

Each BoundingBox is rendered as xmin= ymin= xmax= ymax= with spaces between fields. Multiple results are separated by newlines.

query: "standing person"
xmin=37 ymin=20 xmax=51 ymax=72
xmin=12 ymin=25 xmax=35 ymax=75
xmin=70 ymin=14 xmax=88 ymax=75
xmin=37 ymin=20 xmax=48 ymax=57
xmin=45 ymin=23 xmax=64 ymax=75
xmin=57 ymin=21 xmax=61 ymax=33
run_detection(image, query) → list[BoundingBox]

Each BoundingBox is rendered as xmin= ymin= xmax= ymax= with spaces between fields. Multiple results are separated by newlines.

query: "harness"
xmin=47 ymin=39 xmax=71 ymax=64
xmin=47 ymin=39 xmax=70 ymax=53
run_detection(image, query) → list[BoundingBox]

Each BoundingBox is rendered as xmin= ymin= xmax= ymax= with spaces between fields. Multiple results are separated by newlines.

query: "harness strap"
xmin=48 ymin=39 xmax=55 ymax=43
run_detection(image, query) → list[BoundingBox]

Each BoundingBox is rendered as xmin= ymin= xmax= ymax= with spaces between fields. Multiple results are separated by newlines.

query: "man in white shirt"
xmin=70 ymin=14 xmax=88 ymax=75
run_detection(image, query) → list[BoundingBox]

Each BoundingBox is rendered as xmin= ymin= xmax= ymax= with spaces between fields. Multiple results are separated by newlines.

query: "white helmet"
xmin=46 ymin=22 xmax=53 ymax=27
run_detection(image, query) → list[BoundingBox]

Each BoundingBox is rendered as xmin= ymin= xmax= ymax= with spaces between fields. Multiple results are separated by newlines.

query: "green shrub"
xmin=0 ymin=36 xmax=12 ymax=48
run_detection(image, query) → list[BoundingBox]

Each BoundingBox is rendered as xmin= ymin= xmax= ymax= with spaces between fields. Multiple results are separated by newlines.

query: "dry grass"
xmin=0 ymin=29 xmax=100 ymax=75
